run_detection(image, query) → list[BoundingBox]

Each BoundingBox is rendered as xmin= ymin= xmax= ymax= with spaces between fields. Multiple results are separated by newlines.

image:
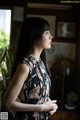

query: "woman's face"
xmin=38 ymin=30 xmax=53 ymax=49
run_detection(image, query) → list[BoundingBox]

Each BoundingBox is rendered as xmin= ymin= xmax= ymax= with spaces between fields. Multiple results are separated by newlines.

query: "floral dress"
xmin=14 ymin=55 xmax=51 ymax=120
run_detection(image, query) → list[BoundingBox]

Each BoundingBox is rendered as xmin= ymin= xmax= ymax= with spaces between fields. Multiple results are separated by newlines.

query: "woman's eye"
xmin=44 ymin=31 xmax=49 ymax=34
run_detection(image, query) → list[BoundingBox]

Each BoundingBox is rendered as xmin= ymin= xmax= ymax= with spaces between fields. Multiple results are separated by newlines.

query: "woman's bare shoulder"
xmin=18 ymin=62 xmax=29 ymax=73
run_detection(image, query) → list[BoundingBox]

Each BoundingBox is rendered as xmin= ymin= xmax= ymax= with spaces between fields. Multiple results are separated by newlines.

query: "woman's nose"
xmin=50 ymin=33 xmax=53 ymax=40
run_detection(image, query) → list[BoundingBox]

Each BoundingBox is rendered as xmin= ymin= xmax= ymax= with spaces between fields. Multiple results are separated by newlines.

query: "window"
xmin=0 ymin=9 xmax=11 ymax=48
xmin=0 ymin=9 xmax=11 ymax=80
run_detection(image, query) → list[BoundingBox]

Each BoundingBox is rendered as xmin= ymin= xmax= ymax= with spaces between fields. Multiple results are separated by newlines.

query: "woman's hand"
xmin=41 ymin=98 xmax=58 ymax=112
xmin=48 ymin=98 xmax=58 ymax=115
xmin=50 ymin=103 xmax=58 ymax=115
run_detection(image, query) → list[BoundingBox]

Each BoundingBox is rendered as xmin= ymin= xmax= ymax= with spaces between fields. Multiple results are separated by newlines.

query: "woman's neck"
xmin=29 ymin=47 xmax=43 ymax=60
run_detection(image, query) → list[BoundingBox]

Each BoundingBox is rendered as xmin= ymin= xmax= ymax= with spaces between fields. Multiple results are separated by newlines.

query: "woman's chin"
xmin=45 ymin=46 xmax=51 ymax=49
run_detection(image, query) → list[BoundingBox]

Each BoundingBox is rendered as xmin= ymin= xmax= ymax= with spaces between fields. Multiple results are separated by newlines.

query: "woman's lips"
xmin=49 ymin=41 xmax=52 ymax=45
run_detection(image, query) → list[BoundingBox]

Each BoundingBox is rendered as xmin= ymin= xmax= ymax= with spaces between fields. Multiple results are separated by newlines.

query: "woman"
xmin=3 ymin=17 xmax=58 ymax=120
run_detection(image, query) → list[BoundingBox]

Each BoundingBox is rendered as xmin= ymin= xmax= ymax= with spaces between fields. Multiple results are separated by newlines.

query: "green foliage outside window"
xmin=0 ymin=29 xmax=14 ymax=110
xmin=0 ymin=29 xmax=10 ymax=48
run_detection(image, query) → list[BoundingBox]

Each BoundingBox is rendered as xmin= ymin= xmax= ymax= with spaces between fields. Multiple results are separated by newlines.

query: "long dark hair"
xmin=11 ymin=17 xmax=51 ymax=79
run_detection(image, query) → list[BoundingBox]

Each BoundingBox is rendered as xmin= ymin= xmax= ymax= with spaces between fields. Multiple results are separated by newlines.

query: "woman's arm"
xmin=3 ymin=63 xmax=56 ymax=112
xmin=3 ymin=63 xmax=42 ymax=112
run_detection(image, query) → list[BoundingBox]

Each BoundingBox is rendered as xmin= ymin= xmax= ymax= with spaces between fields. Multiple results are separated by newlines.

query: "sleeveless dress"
xmin=14 ymin=55 xmax=51 ymax=120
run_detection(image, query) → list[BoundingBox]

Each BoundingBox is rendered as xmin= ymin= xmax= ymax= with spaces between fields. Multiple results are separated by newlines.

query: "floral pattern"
xmin=14 ymin=56 xmax=51 ymax=120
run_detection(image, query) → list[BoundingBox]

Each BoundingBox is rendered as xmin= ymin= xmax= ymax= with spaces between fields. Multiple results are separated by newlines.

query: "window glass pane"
xmin=0 ymin=9 xmax=11 ymax=48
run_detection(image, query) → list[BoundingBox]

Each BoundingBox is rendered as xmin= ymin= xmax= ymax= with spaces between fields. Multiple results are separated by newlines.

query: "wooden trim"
xmin=27 ymin=3 xmax=72 ymax=10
